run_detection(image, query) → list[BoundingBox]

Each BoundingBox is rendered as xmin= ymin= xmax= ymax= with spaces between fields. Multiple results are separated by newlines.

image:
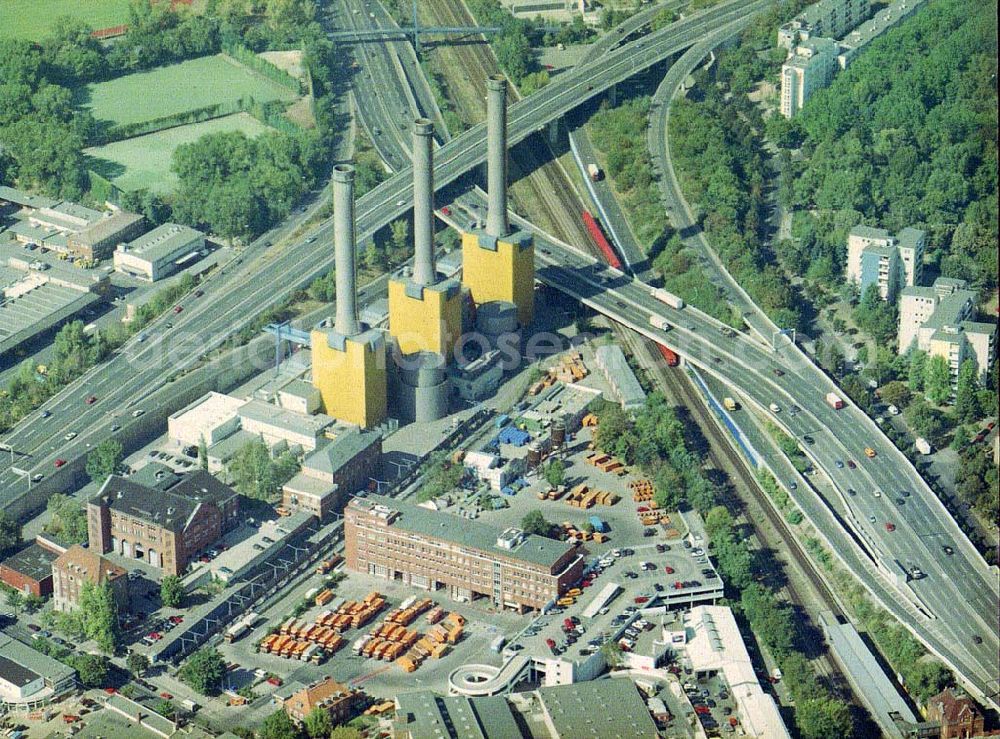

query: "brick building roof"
xmin=52 ymin=545 xmax=125 ymax=585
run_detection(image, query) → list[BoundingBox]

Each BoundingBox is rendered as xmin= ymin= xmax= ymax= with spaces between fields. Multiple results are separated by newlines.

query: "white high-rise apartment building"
xmin=780 ymin=38 xmax=839 ymax=118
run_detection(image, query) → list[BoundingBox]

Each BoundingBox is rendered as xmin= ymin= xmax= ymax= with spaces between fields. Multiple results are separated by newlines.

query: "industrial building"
xmin=238 ymin=398 xmax=335 ymax=453
xmin=113 ymin=222 xmax=205 ymax=281
xmin=392 ymin=690 xmax=521 ymax=739
xmin=168 ymin=391 xmax=246 ymax=448
xmin=461 ymin=77 xmax=535 ymax=328
xmin=281 ymin=428 xmax=383 ymax=520
xmin=311 ymin=165 xmax=388 ymax=428
xmin=67 ymin=210 xmax=146 ymax=261
xmin=87 ymin=470 xmax=241 ymax=577
xmin=531 ymin=680 xmax=661 ymax=738
xmin=450 ymin=350 xmax=504 ymax=402
xmin=0 ymin=633 xmax=76 ymax=707
xmin=846 ymin=224 xmax=925 ymax=301
xmin=51 ymin=544 xmax=129 ymax=614
xmin=898 ymin=277 xmax=995 ymax=384
xmin=594 ymin=344 xmax=646 ymax=410
xmin=345 ymin=495 xmax=586 ymax=612
xmin=0 ymin=542 xmax=59 ymax=597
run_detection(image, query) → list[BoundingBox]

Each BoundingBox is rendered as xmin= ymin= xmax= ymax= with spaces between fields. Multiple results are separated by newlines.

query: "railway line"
xmin=415 ymin=0 xmax=854 ymax=704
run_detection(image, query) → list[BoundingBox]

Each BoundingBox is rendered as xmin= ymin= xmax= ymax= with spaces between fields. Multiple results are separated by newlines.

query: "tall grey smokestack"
xmin=333 ymin=164 xmax=360 ymax=337
xmin=486 ymin=75 xmax=509 ymax=238
xmin=412 ymin=118 xmax=436 ymax=286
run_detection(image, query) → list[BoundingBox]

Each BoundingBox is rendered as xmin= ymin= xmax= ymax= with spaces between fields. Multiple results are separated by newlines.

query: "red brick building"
xmin=925 ymin=689 xmax=985 ymax=739
xmin=345 ymin=495 xmax=586 ymax=613
xmin=0 ymin=543 xmax=59 ymax=598
xmin=87 ymin=470 xmax=240 ymax=577
xmin=283 ymin=677 xmax=363 ymax=726
xmin=51 ymin=545 xmax=129 ymax=614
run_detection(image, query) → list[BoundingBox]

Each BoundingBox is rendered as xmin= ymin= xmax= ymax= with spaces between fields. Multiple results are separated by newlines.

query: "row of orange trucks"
xmin=586 ymin=451 xmax=628 ymax=476
xmin=394 ymin=612 xmax=465 ymax=673
xmin=559 ymin=520 xmax=608 ymax=544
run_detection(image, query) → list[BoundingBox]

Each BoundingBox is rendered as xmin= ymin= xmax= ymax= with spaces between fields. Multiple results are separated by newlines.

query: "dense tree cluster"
xmin=43 ymin=494 xmax=90 ymax=545
xmin=179 ymin=647 xmax=227 ymax=695
xmin=226 ymin=437 xmax=300 ymax=501
xmin=416 ymin=451 xmax=465 ymax=502
xmin=787 ymin=0 xmax=997 ymax=293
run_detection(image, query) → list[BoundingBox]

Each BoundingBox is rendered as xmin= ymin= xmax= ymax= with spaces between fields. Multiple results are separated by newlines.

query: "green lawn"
xmin=78 ymin=54 xmax=298 ymax=128
xmin=84 ymin=113 xmax=275 ymax=194
xmin=0 ymin=0 xmax=131 ymax=40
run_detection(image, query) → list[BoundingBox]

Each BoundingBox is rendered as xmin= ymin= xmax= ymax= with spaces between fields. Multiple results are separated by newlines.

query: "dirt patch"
xmin=259 ymin=49 xmax=306 ymax=81
xmin=284 ymin=96 xmax=316 ymax=129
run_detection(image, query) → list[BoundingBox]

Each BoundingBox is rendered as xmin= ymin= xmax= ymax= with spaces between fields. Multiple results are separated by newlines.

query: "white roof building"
xmin=167 ymin=392 xmax=244 ymax=447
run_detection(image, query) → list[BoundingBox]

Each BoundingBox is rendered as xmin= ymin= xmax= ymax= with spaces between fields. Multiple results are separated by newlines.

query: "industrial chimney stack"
xmin=486 ymin=75 xmax=509 ymax=239
xmin=412 ymin=118 xmax=436 ymax=286
xmin=332 ymin=164 xmax=360 ymax=337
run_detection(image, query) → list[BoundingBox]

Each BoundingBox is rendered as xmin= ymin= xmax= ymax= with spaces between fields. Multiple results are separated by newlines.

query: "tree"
xmin=0 ymin=511 xmax=22 ymax=556
xmin=198 ymin=435 xmax=208 ymax=471
xmin=520 ymin=510 xmax=555 ymax=538
xmin=127 ymin=653 xmax=149 ymax=677
xmin=155 ymin=699 xmax=175 ymax=719
xmin=79 ymin=581 xmax=119 ymax=654
xmin=879 ymin=381 xmax=912 ymax=409
xmin=259 ymin=709 xmax=301 ymax=739
xmin=904 ymin=400 xmax=948 ymax=444
xmin=6 ymin=590 xmax=24 ymax=617
xmin=954 ymin=359 xmax=981 ymax=423
xmin=543 ymin=459 xmax=565 ymax=488
xmin=389 ymin=219 xmax=409 ymax=254
xmin=600 ymin=639 xmax=623 ymax=667
xmin=303 ymin=707 xmax=333 ymax=739
xmin=71 ymin=653 xmax=109 ymax=688
xmin=907 ymin=350 xmax=927 ymax=392
xmin=161 ymin=575 xmax=184 ymax=609
xmin=179 ymin=648 xmax=226 ymax=695
xmin=796 ymin=697 xmax=853 ymax=739
xmin=226 ymin=438 xmax=299 ymax=501
xmin=924 ymin=355 xmax=952 ymax=405
xmin=86 ymin=438 xmax=123 ymax=482
xmin=950 ymin=425 xmax=971 ymax=451
xmin=44 ymin=494 xmax=89 ymax=544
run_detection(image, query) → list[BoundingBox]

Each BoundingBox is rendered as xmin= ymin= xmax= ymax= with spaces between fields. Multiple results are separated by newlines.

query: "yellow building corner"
xmin=461 ymin=229 xmax=534 ymax=327
xmin=310 ymin=328 xmax=387 ymax=427
xmin=387 ymin=278 xmax=462 ymax=358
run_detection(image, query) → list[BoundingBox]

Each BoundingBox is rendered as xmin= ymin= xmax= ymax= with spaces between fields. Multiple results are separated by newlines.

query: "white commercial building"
xmin=167 ymin=392 xmax=244 ymax=448
xmin=780 ymin=37 xmax=839 ymax=118
xmin=898 ymin=277 xmax=995 ymax=384
xmin=238 ymin=399 xmax=334 ymax=453
xmin=681 ymin=606 xmax=792 ymax=738
xmin=113 ymin=223 xmax=205 ymax=281
xmin=0 ymin=633 xmax=76 ymax=707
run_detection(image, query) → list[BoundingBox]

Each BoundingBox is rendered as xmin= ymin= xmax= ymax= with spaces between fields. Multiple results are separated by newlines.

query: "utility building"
xmin=461 ymin=76 xmax=535 ymax=328
xmin=388 ymin=119 xmax=463 ymax=358
xmin=311 ymin=165 xmax=388 ymax=428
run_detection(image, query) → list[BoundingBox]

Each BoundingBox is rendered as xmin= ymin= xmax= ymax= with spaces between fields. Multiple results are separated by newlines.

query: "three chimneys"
xmin=332 ymin=75 xmax=511 ymax=337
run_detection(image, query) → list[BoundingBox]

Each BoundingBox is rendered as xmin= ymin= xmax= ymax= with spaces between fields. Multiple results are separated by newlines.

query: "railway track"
xmin=417 ymin=0 xmax=855 ymax=702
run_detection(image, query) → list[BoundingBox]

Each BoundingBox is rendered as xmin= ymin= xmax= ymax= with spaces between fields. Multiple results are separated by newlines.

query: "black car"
xmin=803 ymin=435 xmax=815 ymax=445
xmin=847 ymin=488 xmax=857 ymax=496
xmin=653 ymin=583 xmax=664 ymax=592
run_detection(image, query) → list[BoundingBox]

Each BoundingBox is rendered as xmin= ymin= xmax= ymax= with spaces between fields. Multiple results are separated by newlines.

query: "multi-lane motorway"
xmin=1 ymin=0 xmax=996 ymax=707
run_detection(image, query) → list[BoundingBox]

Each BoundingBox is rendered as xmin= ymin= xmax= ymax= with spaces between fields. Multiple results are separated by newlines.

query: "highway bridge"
xmin=1 ymin=0 xmax=996 ymax=708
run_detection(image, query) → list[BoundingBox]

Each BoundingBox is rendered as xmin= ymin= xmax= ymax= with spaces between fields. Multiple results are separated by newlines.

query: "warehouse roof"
xmin=239 ymin=399 xmax=333 ymax=437
xmin=0 ymin=543 xmax=58 ymax=583
xmin=595 ymin=344 xmax=646 ymax=410
xmin=534 ymin=679 xmax=659 ymax=738
xmin=71 ymin=210 xmax=144 ymax=246
xmin=0 ymin=185 xmax=57 ymax=209
xmin=0 ymin=633 xmax=75 ymax=687
xmin=169 ymin=391 xmax=244 ymax=430
xmin=393 ymin=690 xmax=521 ymax=739
xmin=117 ymin=222 xmax=202 ymax=262
xmin=351 ymin=494 xmax=581 ymax=570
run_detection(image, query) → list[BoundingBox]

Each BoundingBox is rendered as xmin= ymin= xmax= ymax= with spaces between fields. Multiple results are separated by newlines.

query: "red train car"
xmin=582 ymin=210 xmax=622 ymax=271
xmin=657 ymin=344 xmax=679 ymax=367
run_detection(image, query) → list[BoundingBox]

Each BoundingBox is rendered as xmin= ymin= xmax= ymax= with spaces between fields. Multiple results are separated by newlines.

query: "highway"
xmin=0 ymin=0 xmax=995 ymax=706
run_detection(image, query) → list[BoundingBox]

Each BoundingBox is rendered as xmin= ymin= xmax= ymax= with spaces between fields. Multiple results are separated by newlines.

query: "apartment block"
xmin=345 ymin=495 xmax=586 ymax=613
xmin=846 ymin=225 xmax=925 ymax=301
xmin=778 ymin=0 xmax=869 ymax=49
xmin=780 ymin=38 xmax=839 ymax=118
xmin=898 ymin=277 xmax=995 ymax=384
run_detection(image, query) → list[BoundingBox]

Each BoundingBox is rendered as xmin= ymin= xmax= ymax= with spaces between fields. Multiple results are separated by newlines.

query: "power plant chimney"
xmin=486 ymin=75 xmax=509 ymax=238
xmin=333 ymin=164 xmax=360 ymax=337
xmin=412 ymin=118 xmax=436 ymax=286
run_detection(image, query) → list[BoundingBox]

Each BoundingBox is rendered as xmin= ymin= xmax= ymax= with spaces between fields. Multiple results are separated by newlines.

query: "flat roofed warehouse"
xmin=534 ymin=679 xmax=661 ymax=737
xmin=113 ymin=222 xmax=205 ymax=281
xmin=345 ymin=495 xmax=586 ymax=612
xmin=393 ymin=690 xmax=521 ymax=739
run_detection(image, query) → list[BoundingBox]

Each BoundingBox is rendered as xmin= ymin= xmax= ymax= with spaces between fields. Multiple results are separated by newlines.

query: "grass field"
xmin=0 ymin=0 xmax=131 ymax=40
xmin=84 ymin=113 xmax=275 ymax=194
xmin=78 ymin=54 xmax=298 ymax=128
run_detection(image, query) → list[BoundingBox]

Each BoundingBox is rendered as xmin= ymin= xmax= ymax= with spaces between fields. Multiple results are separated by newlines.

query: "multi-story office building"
xmin=898 ymin=277 xmax=995 ymax=385
xmin=345 ymin=495 xmax=586 ymax=613
xmin=778 ymin=0 xmax=869 ymax=49
xmin=846 ymin=225 xmax=925 ymax=300
xmin=88 ymin=471 xmax=240 ymax=577
xmin=780 ymin=38 xmax=839 ymax=118
xmin=51 ymin=545 xmax=129 ymax=614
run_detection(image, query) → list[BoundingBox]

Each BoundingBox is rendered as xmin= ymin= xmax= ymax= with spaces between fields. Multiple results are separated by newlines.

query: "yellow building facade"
xmin=461 ymin=230 xmax=534 ymax=327
xmin=387 ymin=279 xmax=462 ymax=358
xmin=310 ymin=329 xmax=387 ymax=428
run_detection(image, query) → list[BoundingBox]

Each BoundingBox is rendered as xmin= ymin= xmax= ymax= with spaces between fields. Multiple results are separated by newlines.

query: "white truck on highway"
xmin=651 ymin=288 xmax=684 ymax=310
xmin=825 ymin=392 xmax=845 ymax=409
xmin=587 ymin=163 xmax=603 ymax=182
xmin=649 ymin=315 xmax=671 ymax=331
